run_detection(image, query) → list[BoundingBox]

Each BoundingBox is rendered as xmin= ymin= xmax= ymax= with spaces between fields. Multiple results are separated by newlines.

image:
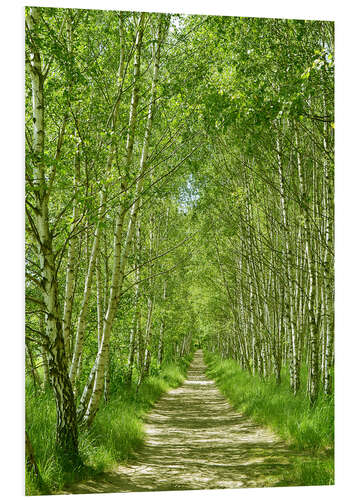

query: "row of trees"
xmin=25 ymin=7 xmax=199 ymax=464
xmin=25 ymin=7 xmax=334 ymax=467
xmin=185 ymin=16 xmax=334 ymax=405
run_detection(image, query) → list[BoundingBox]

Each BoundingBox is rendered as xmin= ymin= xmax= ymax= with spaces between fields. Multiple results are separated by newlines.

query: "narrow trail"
xmin=61 ymin=351 xmax=307 ymax=494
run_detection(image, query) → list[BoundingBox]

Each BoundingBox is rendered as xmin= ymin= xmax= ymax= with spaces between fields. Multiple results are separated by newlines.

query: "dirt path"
xmin=60 ymin=350 xmax=306 ymax=494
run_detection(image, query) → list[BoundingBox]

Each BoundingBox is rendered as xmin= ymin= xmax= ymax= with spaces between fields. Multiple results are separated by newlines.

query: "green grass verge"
xmin=25 ymin=359 xmax=190 ymax=495
xmin=204 ymin=352 xmax=334 ymax=487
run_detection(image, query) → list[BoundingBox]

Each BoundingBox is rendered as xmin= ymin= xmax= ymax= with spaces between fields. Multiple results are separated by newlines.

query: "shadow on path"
xmin=60 ymin=351 xmax=308 ymax=494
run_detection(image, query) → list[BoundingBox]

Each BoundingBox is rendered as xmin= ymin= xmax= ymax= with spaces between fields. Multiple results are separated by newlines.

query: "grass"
xmin=25 ymin=358 xmax=190 ymax=495
xmin=204 ymin=352 xmax=334 ymax=487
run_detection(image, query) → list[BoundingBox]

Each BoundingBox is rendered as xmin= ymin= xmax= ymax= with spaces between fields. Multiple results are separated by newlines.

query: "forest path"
xmin=60 ymin=350 xmax=307 ymax=494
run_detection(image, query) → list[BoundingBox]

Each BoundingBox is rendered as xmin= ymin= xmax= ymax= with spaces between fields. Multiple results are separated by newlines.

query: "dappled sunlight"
xmin=60 ymin=351 xmax=309 ymax=494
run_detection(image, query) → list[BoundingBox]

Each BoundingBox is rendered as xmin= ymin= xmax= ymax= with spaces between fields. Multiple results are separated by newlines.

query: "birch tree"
xmin=25 ymin=7 xmax=79 ymax=464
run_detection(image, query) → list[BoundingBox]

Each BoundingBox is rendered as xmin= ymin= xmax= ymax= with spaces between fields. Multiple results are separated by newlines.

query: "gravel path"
xmin=60 ymin=350 xmax=305 ymax=494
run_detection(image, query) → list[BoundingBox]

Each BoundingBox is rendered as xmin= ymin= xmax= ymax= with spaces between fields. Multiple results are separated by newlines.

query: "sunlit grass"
xmin=25 ymin=358 xmax=189 ymax=495
xmin=279 ymin=456 xmax=334 ymax=486
xmin=204 ymin=352 xmax=334 ymax=486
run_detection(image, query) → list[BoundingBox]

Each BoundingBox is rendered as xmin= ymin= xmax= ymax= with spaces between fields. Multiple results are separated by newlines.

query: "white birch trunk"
xmin=69 ymin=190 xmax=105 ymax=387
xmin=82 ymin=15 xmax=167 ymax=426
xmin=157 ymin=280 xmax=167 ymax=367
xmin=277 ymin=134 xmax=300 ymax=395
xmin=26 ymin=7 xmax=79 ymax=461
xmin=128 ymin=219 xmax=142 ymax=381
xmin=79 ymin=14 xmax=148 ymax=424
xmin=69 ymin=12 xmax=127 ymax=389
xmin=62 ymin=146 xmax=80 ymax=363
xmin=142 ymin=296 xmax=155 ymax=377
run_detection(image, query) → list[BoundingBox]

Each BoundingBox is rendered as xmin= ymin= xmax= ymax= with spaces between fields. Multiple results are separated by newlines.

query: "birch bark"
xmin=69 ymin=12 xmax=127 ymax=387
xmin=62 ymin=146 xmax=80 ymax=363
xmin=82 ymin=15 xmax=167 ymax=426
xmin=276 ymin=134 xmax=300 ymax=395
xmin=26 ymin=7 xmax=79 ymax=462
xmin=78 ymin=13 xmax=147 ymax=424
xmin=127 ymin=219 xmax=142 ymax=382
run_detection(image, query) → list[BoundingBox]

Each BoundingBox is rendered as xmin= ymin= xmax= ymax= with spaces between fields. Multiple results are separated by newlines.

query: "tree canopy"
xmin=25 ymin=6 xmax=334 ymax=466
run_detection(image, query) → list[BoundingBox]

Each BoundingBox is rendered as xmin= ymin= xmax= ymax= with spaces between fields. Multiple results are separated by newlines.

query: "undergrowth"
xmin=25 ymin=357 xmax=190 ymax=495
xmin=204 ymin=352 xmax=334 ymax=487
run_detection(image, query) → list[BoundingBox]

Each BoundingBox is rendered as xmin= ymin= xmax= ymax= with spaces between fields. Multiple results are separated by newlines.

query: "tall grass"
xmin=204 ymin=352 xmax=334 ymax=486
xmin=25 ymin=359 xmax=190 ymax=495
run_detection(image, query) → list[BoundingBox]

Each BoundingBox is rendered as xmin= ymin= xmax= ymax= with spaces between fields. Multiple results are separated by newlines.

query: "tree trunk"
xmin=127 ymin=220 xmax=141 ymax=382
xmin=277 ymin=134 xmax=300 ymax=395
xmin=26 ymin=343 xmax=41 ymax=390
xmin=69 ymin=191 xmax=105 ymax=388
xmin=82 ymin=14 xmax=167 ymax=426
xmin=63 ymin=146 xmax=80 ymax=363
xmin=26 ymin=7 xmax=79 ymax=464
xmin=25 ymin=430 xmax=41 ymax=479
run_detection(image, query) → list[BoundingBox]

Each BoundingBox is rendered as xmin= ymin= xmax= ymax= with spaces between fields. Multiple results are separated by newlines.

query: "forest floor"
xmin=59 ymin=350 xmax=311 ymax=494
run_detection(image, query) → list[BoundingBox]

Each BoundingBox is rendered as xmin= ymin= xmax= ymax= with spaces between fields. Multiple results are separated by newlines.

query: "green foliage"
xmin=25 ymin=6 xmax=333 ymax=492
xmin=25 ymin=359 xmax=188 ymax=495
xmin=205 ymin=353 xmax=334 ymax=485
xmin=205 ymin=353 xmax=334 ymax=450
xmin=279 ymin=457 xmax=334 ymax=486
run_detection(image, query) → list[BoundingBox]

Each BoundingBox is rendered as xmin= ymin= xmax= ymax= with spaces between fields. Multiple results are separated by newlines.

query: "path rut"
xmin=60 ymin=350 xmax=306 ymax=494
